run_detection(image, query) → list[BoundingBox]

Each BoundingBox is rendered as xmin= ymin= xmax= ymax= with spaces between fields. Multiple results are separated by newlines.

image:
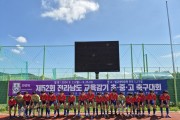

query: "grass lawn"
xmin=0 ymin=104 xmax=180 ymax=114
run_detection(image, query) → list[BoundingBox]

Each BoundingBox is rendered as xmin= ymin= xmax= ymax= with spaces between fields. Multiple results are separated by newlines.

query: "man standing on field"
xmin=31 ymin=91 xmax=41 ymax=117
xmin=15 ymin=92 xmax=24 ymax=117
xmin=159 ymin=90 xmax=171 ymax=118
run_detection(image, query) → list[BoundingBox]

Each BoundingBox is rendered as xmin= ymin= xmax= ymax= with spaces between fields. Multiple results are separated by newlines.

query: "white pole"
xmin=166 ymin=1 xmax=178 ymax=105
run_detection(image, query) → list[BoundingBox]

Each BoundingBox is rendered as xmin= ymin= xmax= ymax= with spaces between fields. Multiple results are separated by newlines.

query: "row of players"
xmin=8 ymin=89 xmax=171 ymax=119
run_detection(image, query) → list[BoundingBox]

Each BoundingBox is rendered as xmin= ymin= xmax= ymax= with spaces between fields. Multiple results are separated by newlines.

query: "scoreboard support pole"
xmin=95 ymin=72 xmax=99 ymax=79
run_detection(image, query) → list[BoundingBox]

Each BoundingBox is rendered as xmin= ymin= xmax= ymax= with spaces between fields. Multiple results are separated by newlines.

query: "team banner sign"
xmin=9 ymin=79 xmax=167 ymax=96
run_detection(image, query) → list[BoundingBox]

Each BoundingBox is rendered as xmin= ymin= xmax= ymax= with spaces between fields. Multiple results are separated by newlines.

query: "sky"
xmin=0 ymin=0 xmax=180 ymax=77
xmin=0 ymin=0 xmax=180 ymax=46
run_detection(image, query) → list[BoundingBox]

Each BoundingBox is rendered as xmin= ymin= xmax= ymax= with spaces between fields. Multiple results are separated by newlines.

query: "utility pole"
xmin=166 ymin=1 xmax=178 ymax=105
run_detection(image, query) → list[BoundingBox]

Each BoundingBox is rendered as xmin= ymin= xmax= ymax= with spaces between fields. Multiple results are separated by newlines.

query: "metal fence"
xmin=0 ymin=44 xmax=180 ymax=80
xmin=0 ymin=44 xmax=180 ymax=105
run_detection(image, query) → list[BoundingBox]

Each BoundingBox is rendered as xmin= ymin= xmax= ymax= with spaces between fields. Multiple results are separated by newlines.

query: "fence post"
xmin=145 ymin=54 xmax=148 ymax=72
xmin=6 ymin=75 xmax=11 ymax=110
xmin=142 ymin=44 xmax=146 ymax=72
xmin=6 ymin=80 xmax=9 ymax=110
xmin=53 ymin=68 xmax=56 ymax=80
xmin=3 ymin=68 xmax=5 ymax=81
xmin=87 ymin=72 xmax=90 ymax=80
xmin=21 ymin=68 xmax=22 ymax=80
xmin=139 ymin=73 xmax=142 ymax=80
xmin=42 ymin=45 xmax=46 ymax=80
xmin=74 ymin=74 xmax=77 ymax=80
xmin=107 ymin=73 xmax=109 ymax=80
xmin=177 ymin=67 xmax=179 ymax=78
xmin=130 ymin=44 xmax=134 ymax=79
xmin=25 ymin=61 xmax=28 ymax=80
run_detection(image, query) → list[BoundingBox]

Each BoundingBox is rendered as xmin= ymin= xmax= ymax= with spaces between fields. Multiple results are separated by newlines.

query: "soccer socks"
xmin=18 ymin=109 xmax=21 ymax=116
xmin=48 ymin=108 xmax=50 ymax=115
xmin=160 ymin=107 xmax=163 ymax=114
xmin=101 ymin=109 xmax=103 ymax=115
xmin=74 ymin=109 xmax=76 ymax=115
xmin=115 ymin=108 xmax=117 ymax=115
xmin=148 ymin=109 xmax=150 ymax=114
xmin=96 ymin=108 xmax=98 ymax=115
xmin=54 ymin=109 xmax=56 ymax=115
xmin=93 ymin=108 xmax=95 ymax=115
xmin=166 ymin=108 xmax=169 ymax=115
xmin=63 ymin=108 xmax=77 ymax=116
xmin=133 ymin=109 xmax=135 ymax=115
xmin=110 ymin=108 xmax=113 ymax=115
xmin=142 ymin=109 xmax=145 ymax=114
xmin=46 ymin=108 xmax=50 ymax=116
xmin=57 ymin=109 xmax=59 ymax=116
xmin=45 ymin=108 xmax=47 ymax=116
xmin=84 ymin=109 xmax=86 ymax=116
xmin=29 ymin=108 xmax=32 ymax=116
xmin=64 ymin=109 xmax=66 ymax=115
xmin=41 ymin=108 xmax=43 ymax=116
xmin=88 ymin=108 xmax=90 ymax=114
xmin=153 ymin=108 xmax=156 ymax=115
xmin=67 ymin=109 xmax=69 ymax=115
xmin=78 ymin=110 xmax=80 ymax=115
xmin=136 ymin=110 xmax=138 ymax=115
xmin=139 ymin=110 xmax=141 ymax=115
xmin=25 ymin=108 xmax=28 ymax=116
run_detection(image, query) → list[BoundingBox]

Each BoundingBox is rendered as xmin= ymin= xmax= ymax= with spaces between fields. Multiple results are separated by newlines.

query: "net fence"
xmin=0 ymin=44 xmax=180 ymax=105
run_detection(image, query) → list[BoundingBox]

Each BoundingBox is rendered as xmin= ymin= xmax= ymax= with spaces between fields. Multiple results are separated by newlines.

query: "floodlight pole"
xmin=130 ymin=44 xmax=134 ymax=79
xmin=166 ymin=1 xmax=178 ymax=105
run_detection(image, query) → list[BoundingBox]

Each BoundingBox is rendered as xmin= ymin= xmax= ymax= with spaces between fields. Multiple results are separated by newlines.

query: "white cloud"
xmin=41 ymin=0 xmax=99 ymax=23
xmin=16 ymin=36 xmax=27 ymax=43
xmin=8 ymin=35 xmax=27 ymax=54
xmin=11 ymin=45 xmax=24 ymax=54
xmin=174 ymin=35 xmax=180 ymax=40
xmin=41 ymin=0 xmax=57 ymax=10
xmin=16 ymin=44 xmax=24 ymax=51
xmin=11 ymin=49 xmax=21 ymax=54
xmin=161 ymin=52 xmax=180 ymax=58
xmin=9 ymin=35 xmax=28 ymax=43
